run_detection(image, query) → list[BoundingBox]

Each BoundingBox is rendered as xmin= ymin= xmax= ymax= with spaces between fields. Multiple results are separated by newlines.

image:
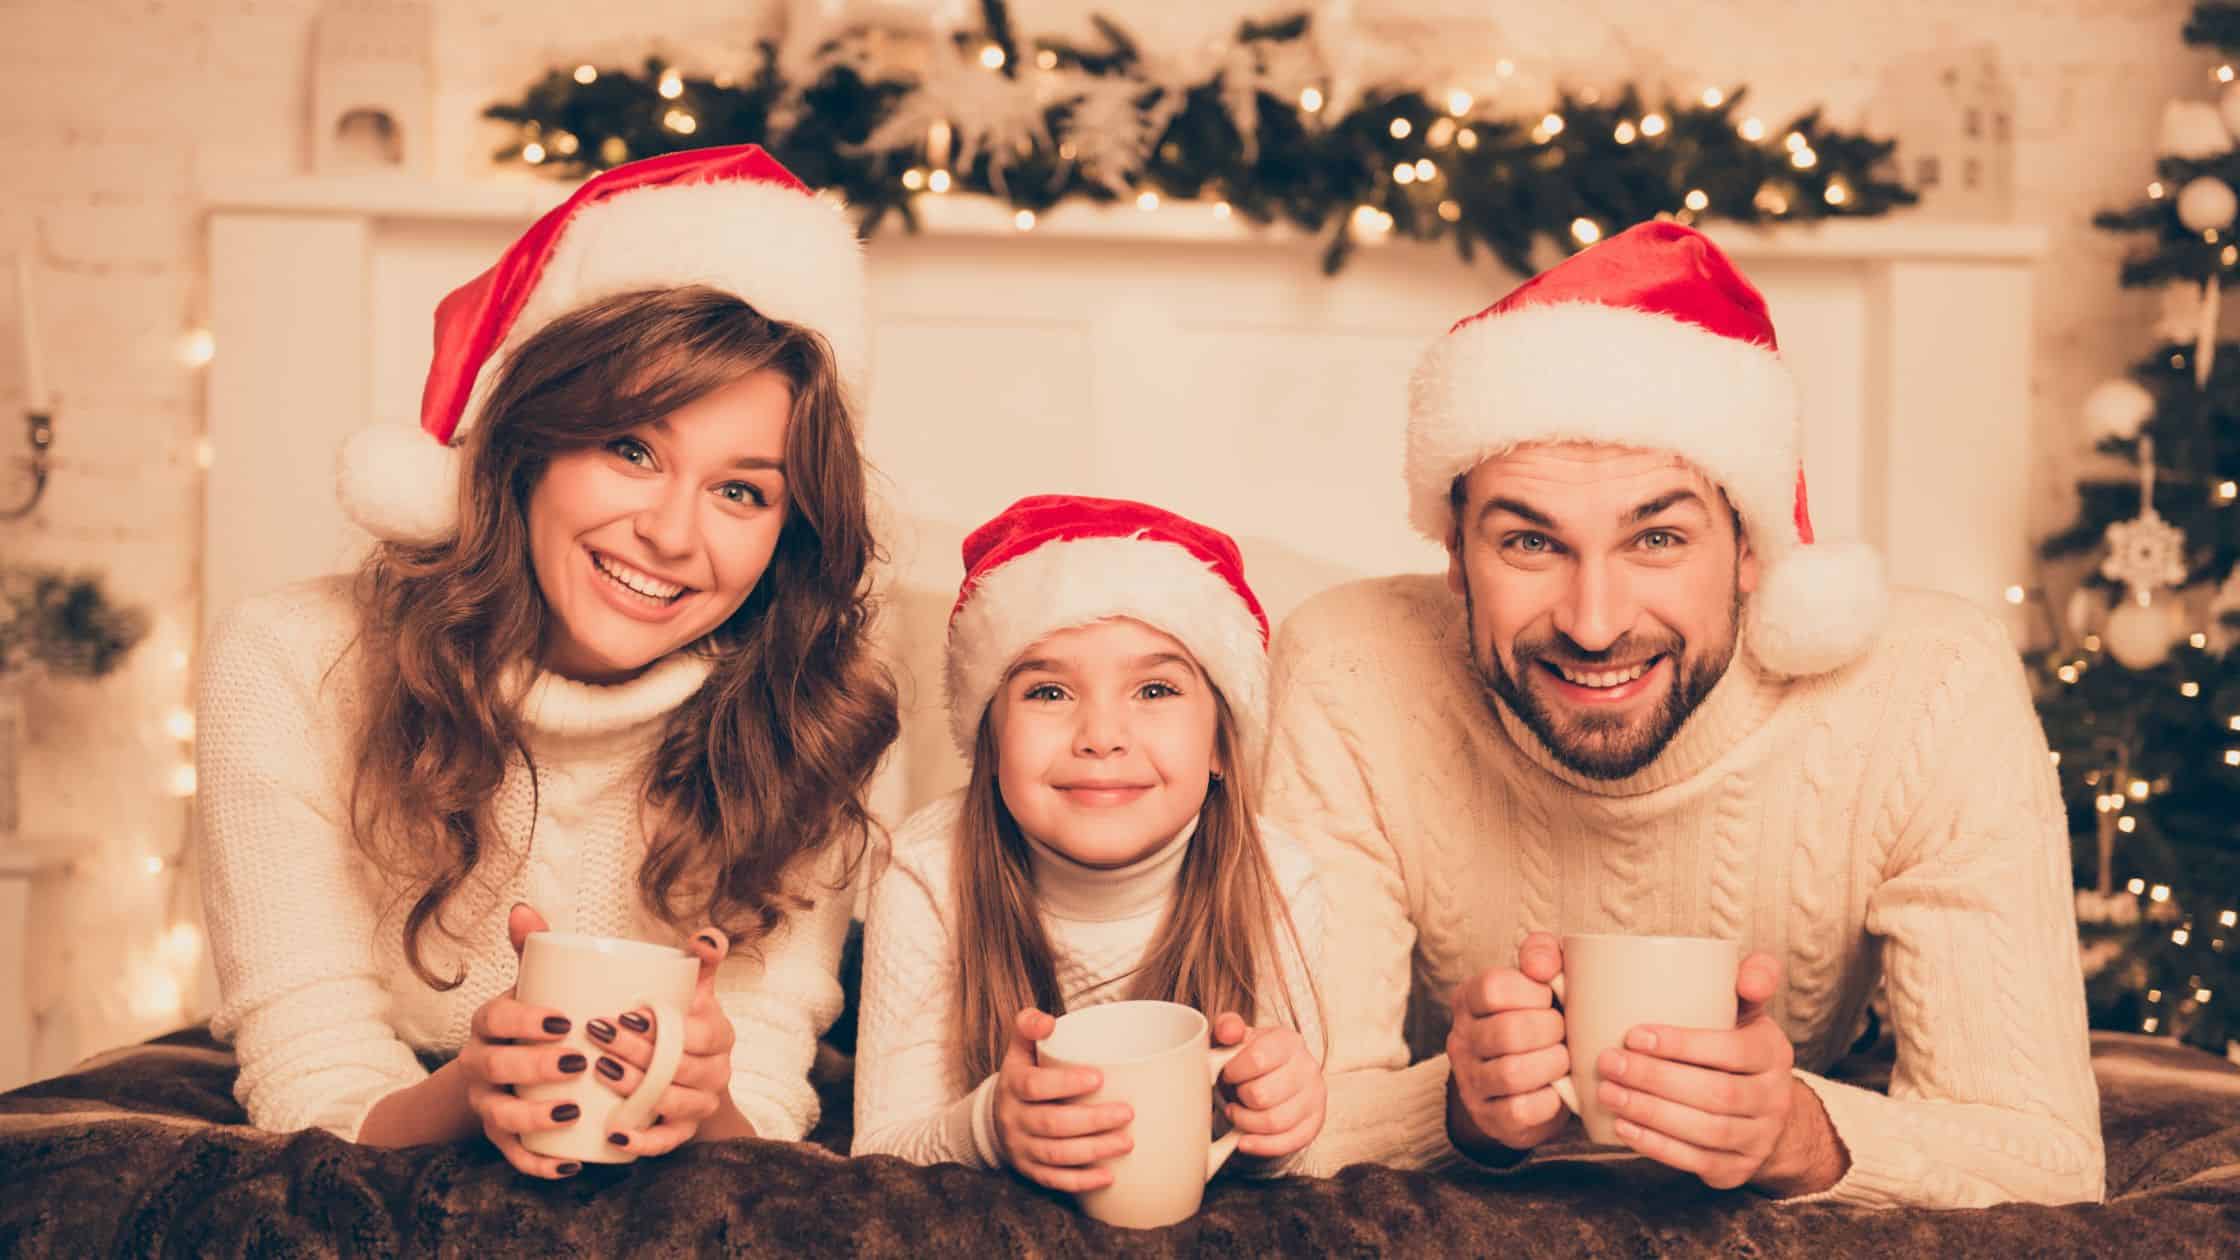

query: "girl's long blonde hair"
xmin=950 ymin=690 xmax=1317 ymax=1082
xmin=347 ymin=286 xmax=898 ymax=989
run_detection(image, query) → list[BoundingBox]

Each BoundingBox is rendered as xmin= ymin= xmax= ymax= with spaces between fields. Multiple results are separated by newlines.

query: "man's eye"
xmin=1641 ymin=529 xmax=1680 ymax=549
xmin=1509 ymin=533 xmax=1552 ymax=553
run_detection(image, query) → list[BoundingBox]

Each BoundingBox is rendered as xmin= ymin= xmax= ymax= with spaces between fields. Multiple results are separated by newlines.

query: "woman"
xmin=197 ymin=147 xmax=897 ymax=1178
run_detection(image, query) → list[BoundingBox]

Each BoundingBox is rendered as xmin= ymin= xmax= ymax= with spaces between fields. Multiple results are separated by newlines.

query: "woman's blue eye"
xmin=717 ymin=482 xmax=769 ymax=508
xmin=1023 ymin=683 xmax=1066 ymax=702
xmin=1138 ymin=682 xmax=1180 ymax=700
xmin=607 ymin=438 xmax=652 ymax=467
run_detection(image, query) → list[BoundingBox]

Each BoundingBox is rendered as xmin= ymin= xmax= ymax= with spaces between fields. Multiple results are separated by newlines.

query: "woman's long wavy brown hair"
xmin=348 ymin=286 xmax=898 ymax=989
xmin=951 ymin=690 xmax=1319 ymax=1083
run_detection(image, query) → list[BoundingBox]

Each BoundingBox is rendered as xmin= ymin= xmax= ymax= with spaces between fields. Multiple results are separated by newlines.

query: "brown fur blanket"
xmin=3 ymin=1027 xmax=2237 ymax=1257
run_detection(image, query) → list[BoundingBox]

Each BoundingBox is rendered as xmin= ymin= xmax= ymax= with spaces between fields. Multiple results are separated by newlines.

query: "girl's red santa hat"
xmin=944 ymin=495 xmax=1272 ymax=766
xmin=1406 ymin=220 xmax=1887 ymax=677
xmin=338 ymin=144 xmax=867 ymax=544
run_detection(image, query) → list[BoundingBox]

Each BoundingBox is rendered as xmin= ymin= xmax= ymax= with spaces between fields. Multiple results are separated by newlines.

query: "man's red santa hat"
xmin=1406 ymin=220 xmax=1887 ymax=677
xmin=338 ymin=144 xmax=867 ymax=544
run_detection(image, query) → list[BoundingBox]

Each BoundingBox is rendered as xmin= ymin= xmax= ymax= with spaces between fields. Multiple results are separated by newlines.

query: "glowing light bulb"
xmin=1785 ymin=131 xmax=1808 ymax=151
xmin=554 ymin=132 xmax=579 ymax=156
xmin=164 ymin=708 xmax=194 ymax=741
xmin=2130 ymin=779 xmax=2151 ymax=799
xmin=1212 ymin=201 xmax=1232 ymax=219
xmin=928 ymin=169 xmax=952 ymax=193
xmin=2153 ymin=884 xmax=2173 ymax=902
xmin=663 ymin=109 xmax=698 ymax=134
xmin=2144 ymin=1016 xmax=2161 ymax=1033
xmin=1739 ymin=117 xmax=1766 ymax=142
xmin=2058 ymin=665 xmax=2079 ymax=684
xmin=2184 ymin=681 xmax=2202 ymax=697
xmin=2194 ymin=633 xmax=2212 ymax=649
xmin=1824 ymin=181 xmax=1850 ymax=206
xmin=2129 ymin=878 xmax=2148 ymax=895
xmin=979 ymin=44 xmax=1006 ymax=70
xmin=1540 ymin=113 xmax=1566 ymax=137
xmin=1299 ymin=87 xmax=1324 ymax=113
xmin=167 ymin=764 xmax=197 ymax=798
xmin=2119 ymin=816 xmax=2138 ymax=833
xmin=1394 ymin=163 xmax=1417 ymax=185
xmin=1640 ymin=113 xmax=1667 ymax=137
xmin=2004 ymin=585 xmax=2026 ymax=604
xmin=1456 ymin=128 xmax=1479 ymax=151
xmin=142 ymin=854 xmax=166 ymax=876
xmin=1614 ymin=120 xmax=1638 ymax=144
xmin=573 ymin=64 xmax=597 ymax=85
xmin=178 ymin=329 xmax=216 ymax=368
xmin=2217 ymin=480 xmax=2236 ymax=500
xmin=1437 ymin=199 xmax=1461 ymax=222
xmin=1684 ymin=189 xmax=1710 ymax=212
xmin=1790 ymin=147 xmax=1819 ymax=170
xmin=902 ymin=168 xmax=926 ymax=190
xmin=1036 ymin=49 xmax=1058 ymax=70
xmin=657 ymin=69 xmax=684 ymax=99
xmin=522 ymin=141 xmax=547 ymax=164
xmin=1701 ymin=87 xmax=1725 ymax=107
xmin=1013 ymin=209 xmax=1036 ymax=231
xmin=1446 ymin=89 xmax=1474 ymax=116
xmin=2222 ymin=910 xmax=2238 ymax=928
xmin=1136 ymin=190 xmax=1159 ymax=211
xmin=2226 ymin=749 xmax=2240 ymax=766
xmin=2222 ymin=65 xmax=2236 ymax=83
xmin=1389 ymin=117 xmax=1413 ymax=140
xmin=1570 ymin=218 xmax=1602 ymax=245
xmin=2150 ymin=181 xmax=2168 ymax=199
xmin=2175 ymin=928 xmax=2193 ymax=945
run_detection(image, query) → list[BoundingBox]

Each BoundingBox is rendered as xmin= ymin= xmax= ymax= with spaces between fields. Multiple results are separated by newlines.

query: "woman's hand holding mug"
xmin=585 ymin=928 xmax=741 ymax=1155
xmin=993 ymin=1007 xmax=1135 ymax=1192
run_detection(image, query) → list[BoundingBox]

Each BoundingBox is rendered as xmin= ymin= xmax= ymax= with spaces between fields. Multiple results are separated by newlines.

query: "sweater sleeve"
xmin=1260 ymin=628 xmax=1458 ymax=1175
xmin=197 ymin=592 xmax=429 ymax=1140
xmin=1788 ymin=646 xmax=2105 ymax=1209
xmin=718 ymin=844 xmax=854 ymax=1141
xmin=851 ymin=803 xmax=997 ymax=1167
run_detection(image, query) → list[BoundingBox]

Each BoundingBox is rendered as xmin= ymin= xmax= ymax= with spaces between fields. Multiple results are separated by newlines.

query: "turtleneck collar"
xmin=514 ymin=649 xmax=717 ymax=743
xmin=1492 ymin=637 xmax=1784 ymax=797
xmin=1025 ymin=815 xmax=1198 ymax=923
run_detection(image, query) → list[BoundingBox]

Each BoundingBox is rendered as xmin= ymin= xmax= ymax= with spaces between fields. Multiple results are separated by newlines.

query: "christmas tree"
xmin=2036 ymin=1 xmax=2240 ymax=1056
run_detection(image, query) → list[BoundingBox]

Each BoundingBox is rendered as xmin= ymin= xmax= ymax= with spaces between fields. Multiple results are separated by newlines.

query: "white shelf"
xmin=198 ymin=175 xmax=2049 ymax=262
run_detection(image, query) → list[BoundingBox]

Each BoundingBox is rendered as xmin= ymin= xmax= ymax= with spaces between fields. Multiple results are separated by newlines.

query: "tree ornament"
xmin=2180 ymin=174 xmax=2240 ymax=231
xmin=2100 ymin=509 xmax=2190 ymax=591
xmin=2104 ymin=586 xmax=2185 ymax=668
xmin=2082 ymin=377 xmax=2156 ymax=442
xmin=2161 ymin=99 xmax=2232 ymax=159
xmin=856 ymin=34 xmax=1054 ymax=191
xmin=2067 ymin=584 xmax=2109 ymax=638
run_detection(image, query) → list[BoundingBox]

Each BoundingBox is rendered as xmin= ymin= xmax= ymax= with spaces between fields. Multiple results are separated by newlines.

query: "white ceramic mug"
xmin=1547 ymin=932 xmax=1742 ymax=1146
xmin=1038 ymin=1000 xmax=1243 ymax=1230
xmin=513 ymin=931 xmax=698 ymax=1165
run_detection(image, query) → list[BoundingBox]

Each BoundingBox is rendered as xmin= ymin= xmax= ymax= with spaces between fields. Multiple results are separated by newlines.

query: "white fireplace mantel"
xmin=202 ymin=174 xmax=2045 ymax=809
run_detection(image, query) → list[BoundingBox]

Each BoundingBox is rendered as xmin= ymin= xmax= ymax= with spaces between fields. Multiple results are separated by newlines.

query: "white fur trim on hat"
xmin=944 ymin=536 xmax=1270 ymax=768
xmin=336 ymin=421 xmax=462 ymax=546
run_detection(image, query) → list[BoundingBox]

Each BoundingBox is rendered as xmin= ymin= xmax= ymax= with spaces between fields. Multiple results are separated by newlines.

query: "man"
xmin=1266 ymin=221 xmax=2102 ymax=1208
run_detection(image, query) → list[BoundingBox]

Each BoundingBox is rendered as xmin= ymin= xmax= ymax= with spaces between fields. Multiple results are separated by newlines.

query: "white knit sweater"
xmin=1260 ymin=576 xmax=2105 ymax=1209
xmin=852 ymin=792 xmax=1325 ymax=1173
xmin=198 ymin=577 xmax=853 ymax=1143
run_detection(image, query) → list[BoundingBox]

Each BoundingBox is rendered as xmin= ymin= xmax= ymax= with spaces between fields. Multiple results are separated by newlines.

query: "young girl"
xmin=853 ymin=496 xmax=1327 ymax=1187
xmin=198 ymin=147 xmax=897 ymax=1178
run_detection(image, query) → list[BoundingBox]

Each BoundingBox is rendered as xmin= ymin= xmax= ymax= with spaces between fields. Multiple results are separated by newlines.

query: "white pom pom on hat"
xmin=1405 ymin=220 xmax=1887 ymax=677
xmin=334 ymin=145 xmax=868 ymax=545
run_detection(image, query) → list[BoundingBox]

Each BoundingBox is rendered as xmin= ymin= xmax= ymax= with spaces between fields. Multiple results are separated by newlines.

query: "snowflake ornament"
xmin=2099 ymin=509 xmax=2190 ymax=591
xmin=856 ymin=38 xmax=1053 ymax=187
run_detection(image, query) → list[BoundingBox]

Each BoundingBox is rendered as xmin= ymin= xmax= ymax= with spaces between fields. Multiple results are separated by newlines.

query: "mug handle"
xmin=1545 ymin=973 xmax=1580 ymax=1116
xmin=604 ymin=996 xmax=689 ymax=1133
xmin=1204 ymin=1042 xmax=1245 ymax=1180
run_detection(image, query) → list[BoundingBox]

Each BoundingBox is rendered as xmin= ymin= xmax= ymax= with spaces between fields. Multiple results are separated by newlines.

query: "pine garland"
xmin=484 ymin=2 xmax=1914 ymax=276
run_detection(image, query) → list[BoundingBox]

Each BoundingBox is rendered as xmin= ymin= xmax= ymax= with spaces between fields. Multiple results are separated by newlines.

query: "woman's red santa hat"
xmin=338 ymin=144 xmax=867 ymax=544
xmin=1406 ymin=220 xmax=1887 ymax=677
xmin=944 ymin=495 xmax=1272 ymax=768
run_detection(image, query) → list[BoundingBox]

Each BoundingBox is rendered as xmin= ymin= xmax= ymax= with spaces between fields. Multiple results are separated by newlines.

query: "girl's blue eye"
xmin=1023 ymin=683 xmax=1066 ymax=702
xmin=1138 ymin=682 xmax=1180 ymax=700
xmin=607 ymin=438 xmax=653 ymax=467
xmin=717 ymin=482 xmax=769 ymax=508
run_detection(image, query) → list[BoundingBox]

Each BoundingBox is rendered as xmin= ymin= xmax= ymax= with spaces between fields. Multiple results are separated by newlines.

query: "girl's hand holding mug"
xmin=994 ymin=1007 xmax=1135 ymax=1192
xmin=460 ymin=904 xmax=594 ymax=1180
xmin=585 ymin=928 xmax=740 ymax=1155
xmin=1210 ymin=1012 xmax=1327 ymax=1160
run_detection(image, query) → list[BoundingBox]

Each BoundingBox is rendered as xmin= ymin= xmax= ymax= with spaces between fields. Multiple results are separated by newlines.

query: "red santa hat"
xmin=338 ymin=144 xmax=867 ymax=544
xmin=1406 ymin=220 xmax=1887 ymax=677
xmin=944 ymin=495 xmax=1271 ymax=766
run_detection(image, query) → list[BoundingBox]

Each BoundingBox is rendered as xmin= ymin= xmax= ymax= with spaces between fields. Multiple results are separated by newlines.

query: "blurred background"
xmin=1 ymin=0 xmax=2232 ymax=1090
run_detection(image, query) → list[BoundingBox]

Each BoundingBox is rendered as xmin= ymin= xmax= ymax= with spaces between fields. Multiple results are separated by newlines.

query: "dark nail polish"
xmin=551 ymin=1103 xmax=580 ymax=1122
xmin=586 ymin=1019 xmax=616 ymax=1043
xmin=607 ymin=1132 xmax=630 ymax=1147
xmin=618 ymin=1012 xmax=650 ymax=1034
xmin=654 ymin=1114 xmax=665 ymax=1127
xmin=596 ymin=1056 xmax=625 ymax=1081
xmin=542 ymin=1016 xmax=570 ymax=1035
xmin=559 ymin=1053 xmax=587 ymax=1074
xmin=556 ymin=1162 xmax=581 ymax=1176
xmin=697 ymin=931 xmax=725 ymax=951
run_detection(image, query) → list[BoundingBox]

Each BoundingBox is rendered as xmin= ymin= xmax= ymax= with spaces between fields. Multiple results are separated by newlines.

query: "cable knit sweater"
xmin=852 ymin=791 xmax=1326 ymax=1174
xmin=198 ymin=577 xmax=853 ymax=1143
xmin=1259 ymin=575 xmax=2104 ymax=1209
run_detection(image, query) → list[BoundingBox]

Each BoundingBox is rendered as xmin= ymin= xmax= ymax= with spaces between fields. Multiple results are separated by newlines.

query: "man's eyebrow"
xmin=1625 ymin=490 xmax=1712 ymax=525
xmin=1476 ymin=496 xmax=1557 ymax=530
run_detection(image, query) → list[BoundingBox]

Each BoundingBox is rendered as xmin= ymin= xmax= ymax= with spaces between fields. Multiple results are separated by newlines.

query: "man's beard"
xmin=1464 ymin=587 xmax=1741 ymax=781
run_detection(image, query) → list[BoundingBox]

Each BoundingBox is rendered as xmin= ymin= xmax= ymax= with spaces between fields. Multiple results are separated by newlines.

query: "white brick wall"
xmin=0 ymin=0 xmax=2206 ymax=1079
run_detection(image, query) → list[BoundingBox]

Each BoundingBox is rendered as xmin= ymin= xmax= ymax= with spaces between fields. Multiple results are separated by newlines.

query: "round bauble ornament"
xmin=2082 ymin=377 xmax=2156 ymax=441
xmin=2180 ymin=175 xmax=2239 ymax=232
xmin=2162 ymin=100 xmax=2233 ymax=159
xmin=2103 ymin=589 xmax=2184 ymax=669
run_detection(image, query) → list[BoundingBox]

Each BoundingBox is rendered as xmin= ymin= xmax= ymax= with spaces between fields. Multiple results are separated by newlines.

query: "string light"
xmin=1427 ymin=117 xmax=1457 ymax=147
xmin=1685 ymin=189 xmax=1710 ymax=212
xmin=979 ymin=43 xmax=1006 ymax=70
xmin=1036 ymin=49 xmax=1058 ymax=70
xmin=1446 ymin=89 xmax=1474 ymax=116
xmin=2183 ymin=681 xmax=2202 ymax=697
xmin=2151 ymin=988 xmax=2165 ymax=1002
xmin=1299 ymin=87 xmax=1324 ymax=113
xmin=1701 ymin=87 xmax=1725 ymax=107
xmin=1212 ymin=201 xmax=1232 ymax=219
xmin=573 ymin=64 xmax=597 ymax=85
xmin=522 ymin=141 xmax=547 ymax=164
xmin=2153 ymin=884 xmax=2172 ymax=902
xmin=1136 ymin=190 xmax=1159 ymax=211
xmin=2193 ymin=632 xmax=2211 ymax=649
xmin=2198 ymin=987 xmax=2215 ymax=1003
xmin=2222 ymin=64 xmax=2237 ymax=82
xmin=1539 ymin=113 xmax=1566 ymax=138
xmin=1824 ymin=180 xmax=1850 ymax=206
xmin=177 ymin=329 xmax=216 ymax=368
xmin=2227 ymin=749 xmax=2240 ymax=766
xmin=662 ymin=108 xmax=697 ymax=135
xmin=1570 ymin=218 xmax=1602 ymax=245
xmin=1456 ymin=127 xmax=1479 ymax=151
xmin=1389 ymin=117 xmax=1413 ymax=140
xmin=553 ymin=132 xmax=579 ymax=156
xmin=1739 ymin=117 xmax=1767 ymax=141
xmin=2150 ymin=180 xmax=2168 ymax=199
xmin=163 ymin=708 xmax=194 ymax=741
xmin=167 ymin=764 xmax=197 ymax=798
xmin=2130 ymin=779 xmax=2150 ymax=799
xmin=1614 ymin=120 xmax=1638 ymax=144
xmin=2119 ymin=816 xmax=2138 ymax=833
xmin=2229 ymin=716 xmax=2240 ymax=731
xmin=902 ymin=168 xmax=926 ymax=190
xmin=2004 ymin=585 xmax=2027 ymax=604
xmin=2129 ymin=878 xmax=2148 ymax=895
xmin=928 ymin=169 xmax=952 ymax=193
xmin=2085 ymin=634 xmax=2103 ymax=652
xmin=2144 ymin=1016 xmax=2161 ymax=1032
xmin=2223 ymin=910 xmax=2238 ymax=928
xmin=2050 ymin=750 xmax=2062 ymax=767
xmin=599 ymin=137 xmax=628 ymax=164
xmin=1394 ymin=162 xmax=1417 ymax=184
xmin=1791 ymin=147 xmax=1819 ymax=170
xmin=142 ymin=855 xmax=165 ymax=876
xmin=1640 ymin=113 xmax=1667 ymax=137
xmin=2058 ymin=664 xmax=2080 ymax=684
xmin=1438 ymin=199 xmax=1462 ymax=222
xmin=1415 ymin=159 xmax=1437 ymax=181
xmin=657 ymin=69 xmax=683 ymax=99
xmin=1350 ymin=204 xmax=1394 ymax=239
xmin=2217 ymin=480 xmax=2237 ymax=501
xmin=1785 ymin=131 xmax=1808 ymax=151
xmin=2175 ymin=928 xmax=2193 ymax=945
xmin=1012 ymin=209 xmax=1036 ymax=231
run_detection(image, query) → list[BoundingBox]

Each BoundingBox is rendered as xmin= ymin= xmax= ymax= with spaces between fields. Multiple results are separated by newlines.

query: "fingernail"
xmin=1604 ymin=1052 xmax=1628 ymax=1077
xmin=607 ymin=1132 xmax=630 ymax=1147
xmin=556 ymin=1161 xmax=581 ymax=1176
xmin=551 ymin=1103 xmax=580 ymax=1122
xmin=542 ymin=1016 xmax=570 ymax=1035
xmin=619 ymin=1012 xmax=650 ymax=1034
xmin=559 ymin=1053 xmax=587 ymax=1074
xmin=1600 ymin=1082 xmax=1630 ymax=1107
xmin=696 ymin=930 xmax=725 ymax=952
xmin=1613 ymin=1120 xmax=1640 ymax=1141
xmin=597 ymin=1056 xmax=625 ymax=1081
xmin=1627 ymin=1029 xmax=1657 ymax=1052
xmin=586 ymin=1019 xmax=615 ymax=1043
